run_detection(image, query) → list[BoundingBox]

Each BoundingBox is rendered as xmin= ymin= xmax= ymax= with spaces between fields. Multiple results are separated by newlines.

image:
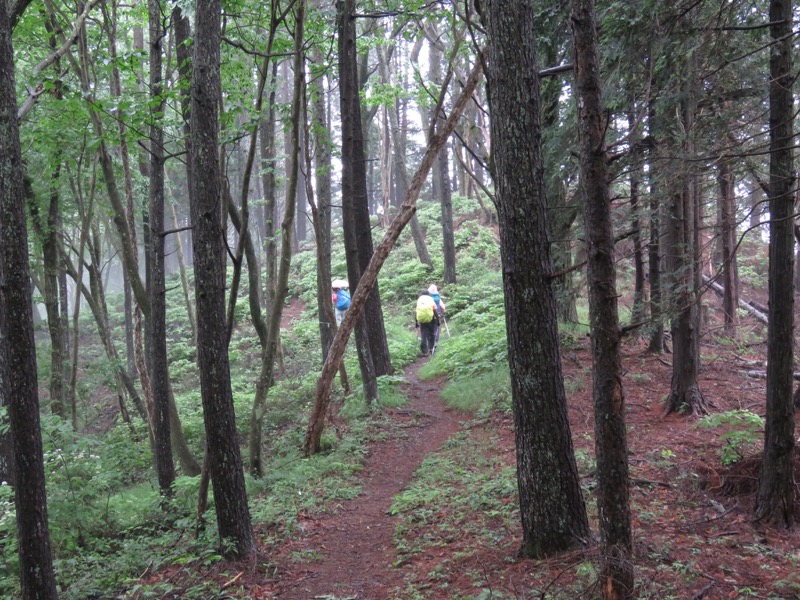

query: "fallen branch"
xmin=222 ymin=572 xmax=244 ymax=590
xmin=745 ymin=370 xmax=800 ymax=380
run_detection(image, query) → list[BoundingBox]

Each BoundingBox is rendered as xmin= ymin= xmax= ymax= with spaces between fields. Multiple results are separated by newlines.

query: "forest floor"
xmin=143 ymin=300 xmax=800 ymax=599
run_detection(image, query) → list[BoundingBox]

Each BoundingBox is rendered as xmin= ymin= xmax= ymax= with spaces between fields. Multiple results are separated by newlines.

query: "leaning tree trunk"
xmin=305 ymin=56 xmax=484 ymax=457
xmin=755 ymin=0 xmax=796 ymax=528
xmin=571 ymin=0 xmax=633 ymax=595
xmin=0 ymin=5 xmax=59 ymax=593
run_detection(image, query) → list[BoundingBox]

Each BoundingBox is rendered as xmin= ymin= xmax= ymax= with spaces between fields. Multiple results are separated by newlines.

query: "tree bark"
xmin=339 ymin=0 xmax=392 ymax=379
xmin=664 ymin=79 xmax=706 ymax=416
xmin=571 ymin=0 xmax=633 ymax=595
xmin=0 ymin=6 xmax=59 ymax=594
xmin=148 ymin=0 xmax=175 ymax=497
xmin=719 ymin=162 xmax=739 ymax=337
xmin=482 ymin=1 xmax=590 ymax=557
xmin=190 ymin=0 xmax=255 ymax=556
xmin=628 ymin=109 xmax=647 ymax=327
xmin=646 ymin=64 xmax=664 ymax=353
xmin=428 ymin=41 xmax=457 ymax=284
xmin=755 ymin=0 xmax=796 ymax=527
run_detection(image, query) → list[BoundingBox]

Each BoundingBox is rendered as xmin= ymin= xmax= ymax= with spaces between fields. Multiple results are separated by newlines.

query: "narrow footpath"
xmin=270 ymin=359 xmax=461 ymax=599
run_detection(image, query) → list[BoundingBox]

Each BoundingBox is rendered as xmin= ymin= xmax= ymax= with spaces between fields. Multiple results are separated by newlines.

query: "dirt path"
xmin=270 ymin=359 xmax=461 ymax=599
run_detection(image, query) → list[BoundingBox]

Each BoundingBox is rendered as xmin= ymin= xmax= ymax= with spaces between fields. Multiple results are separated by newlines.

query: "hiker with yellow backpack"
xmin=415 ymin=290 xmax=439 ymax=356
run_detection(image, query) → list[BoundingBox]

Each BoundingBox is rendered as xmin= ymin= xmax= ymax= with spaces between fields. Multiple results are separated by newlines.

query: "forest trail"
xmin=269 ymin=358 xmax=462 ymax=599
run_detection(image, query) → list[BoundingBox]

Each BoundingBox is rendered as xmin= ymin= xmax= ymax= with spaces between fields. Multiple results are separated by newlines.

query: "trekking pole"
xmin=442 ymin=314 xmax=451 ymax=337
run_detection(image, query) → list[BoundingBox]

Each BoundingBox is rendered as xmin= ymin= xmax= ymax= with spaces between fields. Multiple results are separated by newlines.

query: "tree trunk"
xmin=0 ymin=6 xmax=59 ymax=593
xmin=225 ymin=27 xmax=276 ymax=351
xmin=571 ymin=1 xmax=633 ymax=595
xmin=309 ymin=48 xmax=335 ymax=358
xmin=719 ymin=162 xmax=739 ymax=338
xmin=428 ymin=41 xmax=456 ymax=284
xmin=379 ymin=106 xmax=392 ymax=226
xmin=646 ymin=66 xmax=664 ymax=353
xmin=338 ymin=0 xmax=385 ymax=394
xmin=169 ymin=203 xmax=197 ymax=344
xmin=628 ymin=109 xmax=647 ymax=327
xmin=148 ymin=0 xmax=175 ymax=497
xmin=102 ymin=0 xmax=139 ymax=384
xmin=483 ymin=0 xmax=589 ymax=558
xmin=755 ymin=0 xmax=795 ymax=527
xmin=483 ymin=1 xmax=590 ymax=557
xmin=664 ymin=82 xmax=706 ymax=416
xmin=248 ymin=10 xmax=304 ymax=477
xmin=190 ymin=0 xmax=255 ymax=556
xmin=64 ymin=236 xmax=148 ymax=424
xmin=259 ymin=65 xmax=279 ymax=312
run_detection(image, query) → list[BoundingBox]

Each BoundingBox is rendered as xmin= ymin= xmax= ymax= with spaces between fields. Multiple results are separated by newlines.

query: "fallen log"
xmin=703 ymin=276 xmax=769 ymax=325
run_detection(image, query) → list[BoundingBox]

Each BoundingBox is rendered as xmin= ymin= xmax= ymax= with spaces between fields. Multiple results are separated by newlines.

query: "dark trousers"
xmin=419 ymin=320 xmax=437 ymax=355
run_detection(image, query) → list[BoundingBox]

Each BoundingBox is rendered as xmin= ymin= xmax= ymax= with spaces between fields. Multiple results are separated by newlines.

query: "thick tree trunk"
xmin=190 ymin=0 xmax=255 ymax=556
xmin=665 ymin=86 xmax=706 ymax=416
xmin=571 ymin=2 xmax=633 ymax=596
xmin=755 ymin=0 xmax=796 ymax=527
xmin=665 ymin=184 xmax=706 ymax=415
xmin=483 ymin=0 xmax=590 ymax=557
xmin=0 ymin=6 xmax=59 ymax=594
xmin=338 ymin=0 xmax=387 ymax=393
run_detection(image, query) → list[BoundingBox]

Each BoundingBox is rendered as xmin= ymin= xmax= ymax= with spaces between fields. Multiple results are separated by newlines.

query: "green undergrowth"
xmin=388 ymin=430 xmax=519 ymax=599
xmin=5 ymin=193 xmax=522 ymax=597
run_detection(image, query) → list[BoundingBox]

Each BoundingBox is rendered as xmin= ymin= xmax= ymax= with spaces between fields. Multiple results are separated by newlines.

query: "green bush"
xmin=697 ymin=409 xmax=764 ymax=465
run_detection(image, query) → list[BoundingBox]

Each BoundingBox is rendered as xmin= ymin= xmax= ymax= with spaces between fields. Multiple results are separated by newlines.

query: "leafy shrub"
xmin=697 ymin=409 xmax=764 ymax=465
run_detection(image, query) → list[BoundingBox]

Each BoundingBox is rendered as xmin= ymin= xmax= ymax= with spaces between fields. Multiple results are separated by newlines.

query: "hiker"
xmin=331 ymin=279 xmax=350 ymax=325
xmin=415 ymin=290 xmax=439 ymax=356
xmin=428 ymin=284 xmax=446 ymax=343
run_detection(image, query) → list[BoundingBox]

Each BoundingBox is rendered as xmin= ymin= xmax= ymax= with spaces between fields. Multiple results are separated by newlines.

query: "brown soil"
xmin=267 ymin=363 xmax=461 ymax=599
